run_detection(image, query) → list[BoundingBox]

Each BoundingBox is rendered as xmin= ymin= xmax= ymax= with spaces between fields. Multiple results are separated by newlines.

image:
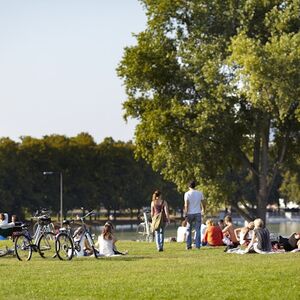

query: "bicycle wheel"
xmin=85 ymin=232 xmax=98 ymax=258
xmin=55 ymin=233 xmax=74 ymax=261
xmin=37 ymin=232 xmax=56 ymax=259
xmin=136 ymin=223 xmax=146 ymax=241
xmin=14 ymin=234 xmax=32 ymax=261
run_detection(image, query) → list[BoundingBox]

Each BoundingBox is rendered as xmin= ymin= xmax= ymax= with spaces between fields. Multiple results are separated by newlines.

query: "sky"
xmin=0 ymin=0 xmax=147 ymax=143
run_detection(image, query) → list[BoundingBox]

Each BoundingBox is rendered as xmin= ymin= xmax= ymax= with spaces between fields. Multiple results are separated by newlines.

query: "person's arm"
xmin=222 ymin=225 xmax=230 ymax=234
xmin=95 ymin=235 xmax=100 ymax=248
xmin=245 ymin=232 xmax=256 ymax=252
xmin=164 ymin=202 xmax=170 ymax=224
xmin=201 ymin=198 xmax=206 ymax=215
xmin=151 ymin=201 xmax=155 ymax=218
xmin=203 ymin=228 xmax=208 ymax=242
xmin=184 ymin=197 xmax=189 ymax=216
xmin=234 ymin=227 xmax=242 ymax=238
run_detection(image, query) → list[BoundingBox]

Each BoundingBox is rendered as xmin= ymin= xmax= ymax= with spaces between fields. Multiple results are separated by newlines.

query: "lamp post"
xmin=43 ymin=171 xmax=63 ymax=227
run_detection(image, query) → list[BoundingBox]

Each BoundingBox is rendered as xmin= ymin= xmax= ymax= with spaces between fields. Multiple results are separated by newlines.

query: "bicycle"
xmin=31 ymin=209 xmax=55 ymax=239
xmin=55 ymin=210 xmax=98 ymax=260
xmin=136 ymin=211 xmax=153 ymax=242
xmin=14 ymin=222 xmax=56 ymax=261
xmin=55 ymin=219 xmax=74 ymax=260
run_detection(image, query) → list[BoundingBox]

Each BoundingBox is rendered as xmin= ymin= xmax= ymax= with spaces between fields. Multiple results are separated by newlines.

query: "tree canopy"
xmin=0 ymin=134 xmax=181 ymax=219
xmin=118 ymin=0 xmax=300 ymax=222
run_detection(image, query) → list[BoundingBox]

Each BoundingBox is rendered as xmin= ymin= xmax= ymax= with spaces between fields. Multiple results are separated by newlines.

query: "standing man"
xmin=184 ymin=180 xmax=205 ymax=250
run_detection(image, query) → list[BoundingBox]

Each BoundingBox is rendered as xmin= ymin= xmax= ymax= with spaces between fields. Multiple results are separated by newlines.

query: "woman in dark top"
xmin=151 ymin=190 xmax=170 ymax=252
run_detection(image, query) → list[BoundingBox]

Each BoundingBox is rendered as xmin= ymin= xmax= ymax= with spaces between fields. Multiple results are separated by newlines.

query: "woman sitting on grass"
xmin=234 ymin=221 xmax=254 ymax=247
xmin=202 ymin=219 xmax=224 ymax=246
xmin=97 ymin=222 xmax=127 ymax=256
xmin=245 ymin=218 xmax=272 ymax=253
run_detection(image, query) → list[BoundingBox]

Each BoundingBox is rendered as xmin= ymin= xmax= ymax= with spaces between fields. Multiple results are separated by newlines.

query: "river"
xmin=90 ymin=220 xmax=300 ymax=241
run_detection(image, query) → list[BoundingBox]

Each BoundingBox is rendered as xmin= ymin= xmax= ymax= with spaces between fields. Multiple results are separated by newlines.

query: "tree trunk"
xmin=256 ymin=115 xmax=270 ymax=225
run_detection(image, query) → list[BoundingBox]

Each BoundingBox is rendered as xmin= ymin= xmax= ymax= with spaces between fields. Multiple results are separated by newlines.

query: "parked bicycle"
xmin=31 ymin=208 xmax=55 ymax=239
xmin=14 ymin=218 xmax=56 ymax=261
xmin=136 ymin=210 xmax=153 ymax=242
xmin=55 ymin=210 xmax=98 ymax=260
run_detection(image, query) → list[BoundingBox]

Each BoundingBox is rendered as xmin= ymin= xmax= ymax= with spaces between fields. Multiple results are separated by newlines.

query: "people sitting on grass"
xmin=218 ymin=219 xmax=225 ymax=230
xmin=97 ymin=222 xmax=128 ymax=256
xmin=222 ymin=215 xmax=239 ymax=250
xmin=279 ymin=232 xmax=300 ymax=252
xmin=177 ymin=219 xmax=188 ymax=243
xmin=234 ymin=221 xmax=254 ymax=247
xmin=244 ymin=218 xmax=272 ymax=253
xmin=200 ymin=221 xmax=207 ymax=245
xmin=202 ymin=219 xmax=224 ymax=246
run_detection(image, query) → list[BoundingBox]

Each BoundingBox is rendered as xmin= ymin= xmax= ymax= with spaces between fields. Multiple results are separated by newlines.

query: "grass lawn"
xmin=0 ymin=241 xmax=299 ymax=300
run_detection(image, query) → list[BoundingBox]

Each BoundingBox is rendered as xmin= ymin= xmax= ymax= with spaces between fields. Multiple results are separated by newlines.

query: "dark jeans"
xmin=186 ymin=213 xmax=201 ymax=249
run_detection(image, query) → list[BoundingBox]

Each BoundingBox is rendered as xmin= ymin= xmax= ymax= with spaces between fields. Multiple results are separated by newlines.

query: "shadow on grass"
xmin=97 ymin=255 xmax=154 ymax=262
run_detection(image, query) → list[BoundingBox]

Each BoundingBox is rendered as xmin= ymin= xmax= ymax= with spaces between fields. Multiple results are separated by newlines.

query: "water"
xmin=90 ymin=221 xmax=300 ymax=241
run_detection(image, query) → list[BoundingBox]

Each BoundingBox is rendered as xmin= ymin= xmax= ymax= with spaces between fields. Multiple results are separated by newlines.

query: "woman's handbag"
xmin=151 ymin=201 xmax=165 ymax=231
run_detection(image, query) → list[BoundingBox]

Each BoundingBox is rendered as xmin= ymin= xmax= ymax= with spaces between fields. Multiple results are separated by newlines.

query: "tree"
xmin=118 ymin=0 xmax=300 ymax=222
xmin=0 ymin=138 xmax=22 ymax=216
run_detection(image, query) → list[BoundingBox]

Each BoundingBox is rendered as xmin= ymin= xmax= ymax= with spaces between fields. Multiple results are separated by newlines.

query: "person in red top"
xmin=202 ymin=219 xmax=224 ymax=246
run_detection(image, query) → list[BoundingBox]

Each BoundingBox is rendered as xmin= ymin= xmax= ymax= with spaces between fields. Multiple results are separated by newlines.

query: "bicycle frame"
xmin=56 ymin=210 xmax=98 ymax=259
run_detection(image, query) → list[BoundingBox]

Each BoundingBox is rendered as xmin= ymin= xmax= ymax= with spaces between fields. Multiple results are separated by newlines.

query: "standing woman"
xmin=151 ymin=190 xmax=170 ymax=252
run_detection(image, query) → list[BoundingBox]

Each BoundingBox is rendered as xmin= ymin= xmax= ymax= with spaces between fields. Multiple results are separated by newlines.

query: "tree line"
xmin=0 ymin=133 xmax=182 ymax=219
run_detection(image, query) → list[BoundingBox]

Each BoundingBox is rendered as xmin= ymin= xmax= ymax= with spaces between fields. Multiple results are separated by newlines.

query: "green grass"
xmin=0 ymin=241 xmax=299 ymax=299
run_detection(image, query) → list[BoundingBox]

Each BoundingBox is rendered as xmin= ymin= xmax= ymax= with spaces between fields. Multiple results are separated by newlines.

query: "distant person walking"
xmin=184 ymin=180 xmax=205 ymax=250
xmin=151 ymin=190 xmax=170 ymax=252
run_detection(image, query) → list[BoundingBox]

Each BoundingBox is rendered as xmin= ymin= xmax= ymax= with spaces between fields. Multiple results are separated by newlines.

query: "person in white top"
xmin=177 ymin=219 xmax=188 ymax=242
xmin=97 ymin=222 xmax=128 ymax=256
xmin=184 ymin=180 xmax=205 ymax=249
xmin=0 ymin=213 xmax=8 ymax=227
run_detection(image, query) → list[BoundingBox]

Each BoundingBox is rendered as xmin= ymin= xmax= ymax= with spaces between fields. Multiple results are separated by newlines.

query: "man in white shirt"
xmin=184 ymin=180 xmax=205 ymax=249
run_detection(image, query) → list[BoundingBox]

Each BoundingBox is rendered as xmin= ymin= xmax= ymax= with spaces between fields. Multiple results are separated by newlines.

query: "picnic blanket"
xmin=226 ymin=246 xmax=286 ymax=254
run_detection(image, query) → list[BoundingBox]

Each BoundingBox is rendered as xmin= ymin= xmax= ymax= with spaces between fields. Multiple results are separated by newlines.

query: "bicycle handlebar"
xmin=81 ymin=210 xmax=95 ymax=221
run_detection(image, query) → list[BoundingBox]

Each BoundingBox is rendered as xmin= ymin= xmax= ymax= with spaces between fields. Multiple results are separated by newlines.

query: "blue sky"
xmin=0 ymin=0 xmax=146 ymax=143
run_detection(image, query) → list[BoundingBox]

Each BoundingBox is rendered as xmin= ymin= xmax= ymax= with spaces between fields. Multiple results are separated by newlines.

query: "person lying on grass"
xmin=279 ymin=232 xmax=300 ymax=252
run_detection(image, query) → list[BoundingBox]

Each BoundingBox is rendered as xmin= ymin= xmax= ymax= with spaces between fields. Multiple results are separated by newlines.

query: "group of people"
xmin=150 ymin=180 xmax=205 ymax=251
xmin=0 ymin=213 xmax=19 ymax=240
xmin=1 ymin=179 xmax=299 ymax=255
xmin=151 ymin=180 xmax=300 ymax=254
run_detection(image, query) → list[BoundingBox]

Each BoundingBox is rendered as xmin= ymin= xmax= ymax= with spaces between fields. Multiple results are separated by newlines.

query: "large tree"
xmin=118 ymin=0 xmax=300 ymax=222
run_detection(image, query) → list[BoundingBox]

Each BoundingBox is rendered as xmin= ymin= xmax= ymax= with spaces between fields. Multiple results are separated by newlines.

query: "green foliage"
xmin=280 ymin=170 xmax=300 ymax=204
xmin=0 ymin=134 xmax=180 ymax=217
xmin=0 ymin=242 xmax=299 ymax=299
xmin=118 ymin=0 xmax=300 ymax=221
